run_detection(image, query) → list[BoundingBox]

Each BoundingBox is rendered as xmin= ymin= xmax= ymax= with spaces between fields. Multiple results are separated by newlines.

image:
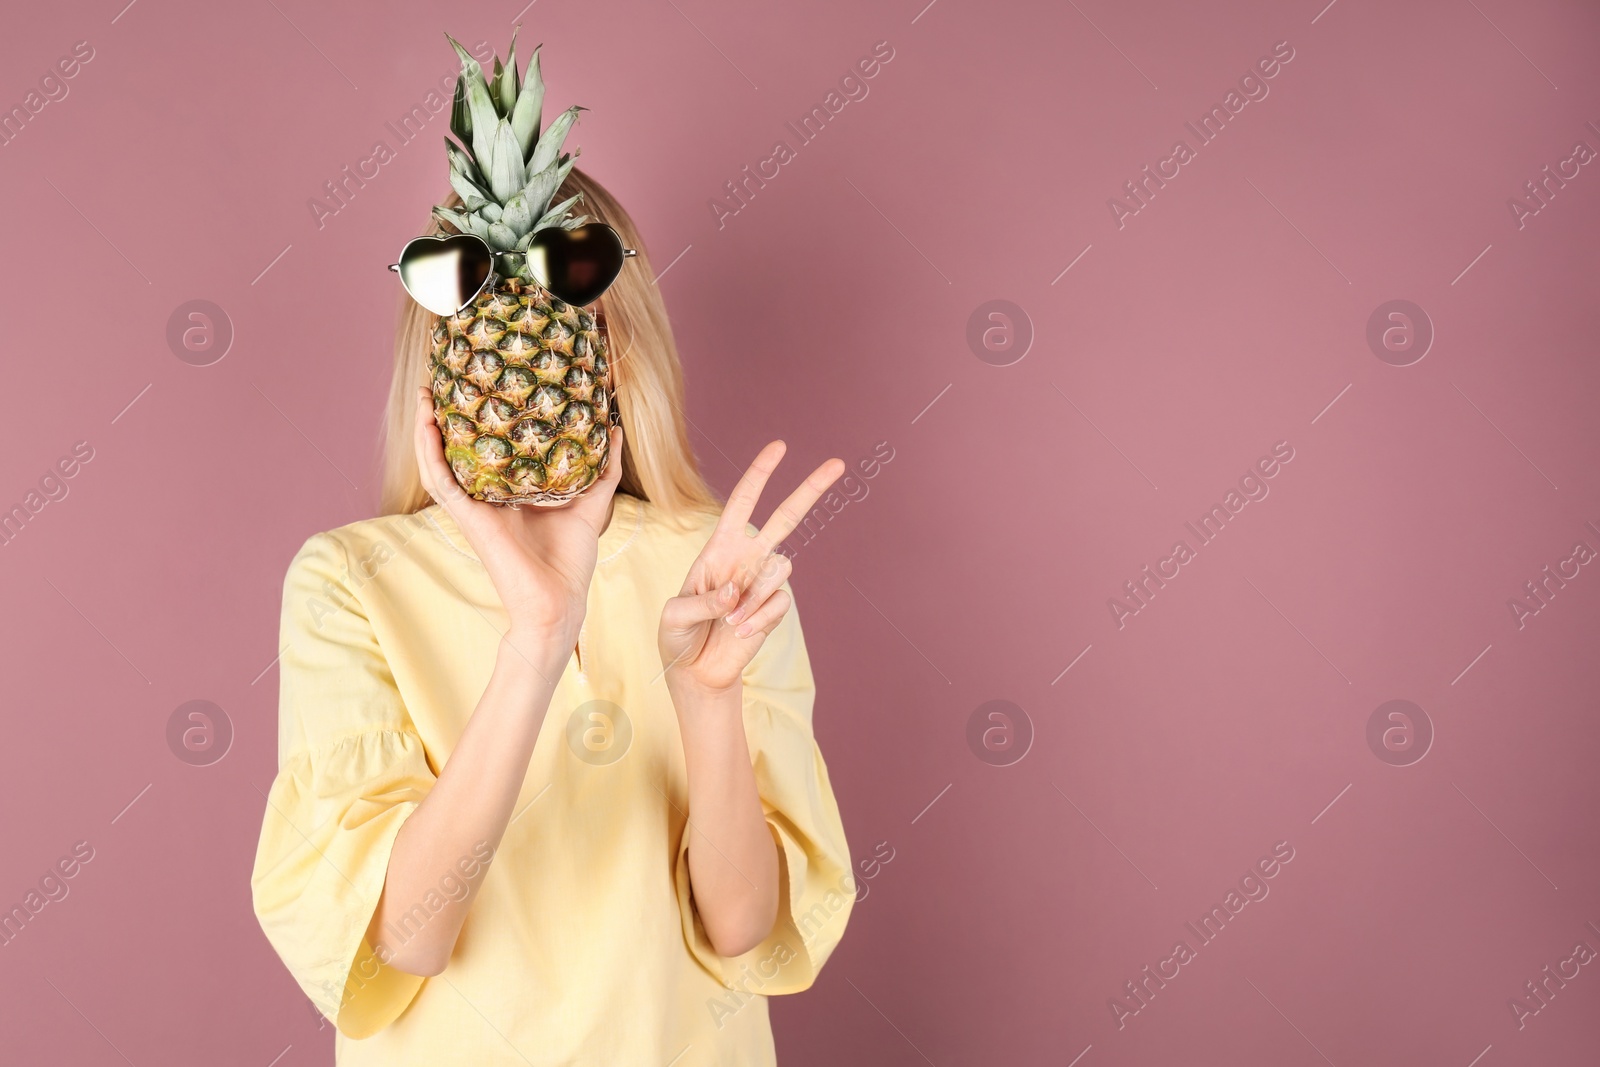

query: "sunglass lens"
xmin=525 ymin=224 xmax=627 ymax=307
xmin=397 ymin=234 xmax=493 ymax=316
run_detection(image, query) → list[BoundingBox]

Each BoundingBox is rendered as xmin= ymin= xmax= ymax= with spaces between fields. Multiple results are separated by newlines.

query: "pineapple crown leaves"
xmin=435 ymin=29 xmax=589 ymax=254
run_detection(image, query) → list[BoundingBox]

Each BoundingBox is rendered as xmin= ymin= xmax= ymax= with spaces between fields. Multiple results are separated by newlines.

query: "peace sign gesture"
xmin=658 ymin=441 xmax=844 ymax=694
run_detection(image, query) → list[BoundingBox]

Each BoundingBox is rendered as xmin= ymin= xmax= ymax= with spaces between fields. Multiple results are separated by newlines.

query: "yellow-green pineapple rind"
xmin=431 ymin=277 xmax=615 ymax=506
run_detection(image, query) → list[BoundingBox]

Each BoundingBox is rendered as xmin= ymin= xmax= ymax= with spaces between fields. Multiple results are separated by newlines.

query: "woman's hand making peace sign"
xmin=658 ymin=441 xmax=844 ymax=695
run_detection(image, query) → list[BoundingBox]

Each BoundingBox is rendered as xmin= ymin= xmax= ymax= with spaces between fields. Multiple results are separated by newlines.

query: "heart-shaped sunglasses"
xmin=389 ymin=224 xmax=636 ymax=316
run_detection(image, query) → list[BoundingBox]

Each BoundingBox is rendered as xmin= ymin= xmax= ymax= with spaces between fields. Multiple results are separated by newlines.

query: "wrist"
xmin=506 ymin=611 xmax=581 ymax=645
xmin=500 ymin=625 xmax=577 ymax=677
xmin=669 ymin=678 xmax=746 ymax=751
xmin=666 ymin=671 xmax=742 ymax=706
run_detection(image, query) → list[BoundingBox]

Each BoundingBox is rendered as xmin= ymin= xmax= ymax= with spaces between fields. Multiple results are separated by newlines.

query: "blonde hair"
xmin=380 ymin=167 xmax=719 ymax=522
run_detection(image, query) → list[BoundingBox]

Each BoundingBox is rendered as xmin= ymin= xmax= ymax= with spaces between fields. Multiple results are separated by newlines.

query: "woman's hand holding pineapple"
xmin=413 ymin=387 xmax=623 ymax=648
xmin=371 ymin=390 xmax=626 ymax=978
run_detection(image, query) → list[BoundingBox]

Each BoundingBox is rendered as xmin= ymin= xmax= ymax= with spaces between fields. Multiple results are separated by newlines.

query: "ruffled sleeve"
xmin=250 ymin=532 xmax=438 ymax=1038
xmin=676 ymin=588 xmax=855 ymax=992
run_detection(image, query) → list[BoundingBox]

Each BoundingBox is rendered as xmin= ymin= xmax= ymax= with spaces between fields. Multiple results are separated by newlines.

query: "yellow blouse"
xmin=250 ymin=493 xmax=854 ymax=1065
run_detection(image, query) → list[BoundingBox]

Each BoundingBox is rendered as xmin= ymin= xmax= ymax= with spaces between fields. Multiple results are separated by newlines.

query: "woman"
xmin=251 ymin=169 xmax=856 ymax=1065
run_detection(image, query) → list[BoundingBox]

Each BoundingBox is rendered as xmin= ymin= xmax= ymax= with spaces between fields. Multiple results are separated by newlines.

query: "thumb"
xmin=566 ymin=423 xmax=625 ymax=529
xmin=662 ymin=580 xmax=739 ymax=632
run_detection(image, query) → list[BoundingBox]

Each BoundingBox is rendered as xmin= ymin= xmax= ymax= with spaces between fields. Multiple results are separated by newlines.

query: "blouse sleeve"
xmin=675 ymin=587 xmax=855 ymax=993
xmin=250 ymin=532 xmax=438 ymax=1038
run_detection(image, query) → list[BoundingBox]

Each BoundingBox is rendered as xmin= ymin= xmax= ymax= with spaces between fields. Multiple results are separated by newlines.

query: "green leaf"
xmin=494 ymin=29 xmax=519 ymax=113
xmin=487 ymin=221 xmax=519 ymax=251
xmin=559 ymin=214 xmax=591 ymax=231
xmin=510 ymin=44 xmax=544 ymax=157
xmin=445 ymin=33 xmax=486 ymax=83
xmin=432 ymin=206 xmax=492 ymax=242
xmin=487 ymin=119 xmax=525 ymax=202
xmin=448 ymin=166 xmax=491 ymax=211
xmin=489 ymin=69 xmax=509 ymax=118
xmin=449 ymin=75 xmax=471 ymax=147
xmin=521 ymin=151 xmax=577 ymax=217
xmin=445 ymin=139 xmax=483 ymax=186
xmin=502 ymin=192 xmax=533 ymax=236
xmin=528 ymin=105 xmax=582 ymax=178
xmin=479 ymin=202 xmax=503 ymax=223
xmin=446 ymin=33 xmax=500 ymax=172
xmin=432 ymin=205 xmax=471 ymax=232
xmin=533 ymin=192 xmax=582 ymax=231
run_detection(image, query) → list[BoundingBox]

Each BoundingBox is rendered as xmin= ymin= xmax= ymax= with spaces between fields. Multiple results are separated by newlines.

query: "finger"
xmin=661 ymin=578 xmax=740 ymax=632
xmin=732 ymin=588 xmax=791 ymax=639
xmin=755 ymin=457 xmax=846 ymax=552
xmin=566 ymin=422 xmax=625 ymax=526
xmin=714 ymin=440 xmax=787 ymax=541
xmin=674 ymin=557 xmax=714 ymax=600
xmin=725 ymin=553 xmax=792 ymax=626
xmin=596 ymin=422 xmax=625 ymax=489
xmin=412 ymin=388 xmax=458 ymax=504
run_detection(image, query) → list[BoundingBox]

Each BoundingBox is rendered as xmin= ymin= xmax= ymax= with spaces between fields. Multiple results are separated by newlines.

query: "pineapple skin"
xmin=430 ymin=276 xmax=616 ymax=506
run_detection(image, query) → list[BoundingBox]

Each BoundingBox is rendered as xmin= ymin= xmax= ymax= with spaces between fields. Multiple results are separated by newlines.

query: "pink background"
xmin=3 ymin=0 xmax=1599 ymax=1063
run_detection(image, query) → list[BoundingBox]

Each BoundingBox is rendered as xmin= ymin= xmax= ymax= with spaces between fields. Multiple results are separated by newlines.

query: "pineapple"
xmin=429 ymin=30 xmax=617 ymax=505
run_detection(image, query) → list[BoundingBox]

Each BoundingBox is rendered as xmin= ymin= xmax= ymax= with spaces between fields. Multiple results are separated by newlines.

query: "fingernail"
xmin=735 ymin=622 xmax=754 ymax=638
xmin=722 ymin=581 xmax=736 ymax=601
xmin=725 ymin=604 xmax=744 ymax=625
